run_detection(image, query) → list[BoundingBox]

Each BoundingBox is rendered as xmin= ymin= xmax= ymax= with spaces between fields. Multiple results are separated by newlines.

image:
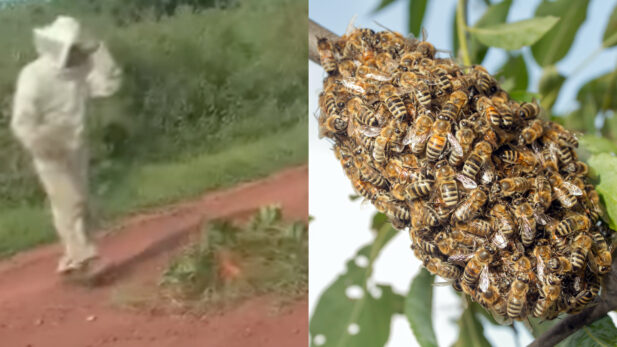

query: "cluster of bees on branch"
xmin=316 ymin=26 xmax=614 ymax=323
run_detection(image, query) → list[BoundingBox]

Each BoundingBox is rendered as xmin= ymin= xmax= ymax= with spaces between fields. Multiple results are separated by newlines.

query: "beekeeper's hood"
xmin=33 ymin=16 xmax=99 ymax=69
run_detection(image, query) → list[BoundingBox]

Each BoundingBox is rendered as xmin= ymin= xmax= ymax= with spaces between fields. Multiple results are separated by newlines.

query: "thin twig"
xmin=528 ymin=254 xmax=617 ymax=347
xmin=456 ymin=0 xmax=471 ymax=66
xmin=308 ymin=19 xmax=339 ymax=64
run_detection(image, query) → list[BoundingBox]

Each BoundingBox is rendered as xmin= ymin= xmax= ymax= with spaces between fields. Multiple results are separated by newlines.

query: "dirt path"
xmin=0 ymin=166 xmax=308 ymax=347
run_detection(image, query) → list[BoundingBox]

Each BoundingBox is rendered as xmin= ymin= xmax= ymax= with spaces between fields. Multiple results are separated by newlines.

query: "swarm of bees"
xmin=316 ymin=26 xmax=613 ymax=323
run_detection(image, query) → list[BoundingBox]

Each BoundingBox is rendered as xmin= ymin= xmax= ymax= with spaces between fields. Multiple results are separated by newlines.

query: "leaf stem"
xmin=456 ymin=0 xmax=472 ymax=66
xmin=583 ymin=326 xmax=609 ymax=347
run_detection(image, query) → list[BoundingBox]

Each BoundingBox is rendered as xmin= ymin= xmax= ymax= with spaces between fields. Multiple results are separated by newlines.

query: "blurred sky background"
xmin=309 ymin=0 xmax=617 ymax=346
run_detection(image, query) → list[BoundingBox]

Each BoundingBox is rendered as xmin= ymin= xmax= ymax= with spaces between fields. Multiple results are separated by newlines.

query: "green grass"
xmin=159 ymin=205 xmax=308 ymax=310
xmin=0 ymin=121 xmax=307 ymax=257
xmin=0 ymin=0 xmax=308 ymax=257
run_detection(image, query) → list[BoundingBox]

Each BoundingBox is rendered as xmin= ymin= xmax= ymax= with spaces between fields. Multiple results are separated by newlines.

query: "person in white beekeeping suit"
xmin=11 ymin=16 xmax=122 ymax=279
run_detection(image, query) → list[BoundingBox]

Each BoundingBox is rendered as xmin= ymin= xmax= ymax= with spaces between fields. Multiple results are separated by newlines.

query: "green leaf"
xmin=408 ymin=0 xmax=428 ymax=38
xmin=588 ymin=153 xmax=617 ymax=229
xmin=538 ymin=66 xmax=566 ymax=111
xmin=452 ymin=307 xmax=492 ymax=347
xmin=467 ymin=16 xmax=559 ymax=50
xmin=509 ymin=90 xmax=541 ymax=103
xmin=527 ymin=316 xmax=562 ymax=338
xmin=374 ymin=0 xmax=398 ymax=12
xmin=603 ymin=4 xmax=617 ymax=47
xmin=580 ymin=135 xmax=617 ymax=155
xmin=577 ymin=71 xmax=617 ymax=112
xmin=531 ymin=0 xmax=590 ymax=66
xmin=349 ymin=194 xmax=361 ymax=201
xmin=405 ymin=269 xmax=437 ymax=347
xmin=560 ymin=315 xmax=617 ymax=347
xmin=495 ymin=54 xmax=529 ymax=92
xmin=557 ymin=99 xmax=597 ymax=135
xmin=603 ymin=113 xmax=617 ymax=141
xmin=371 ymin=212 xmax=390 ymax=232
xmin=309 ymin=225 xmax=403 ymax=347
xmin=452 ymin=0 xmax=512 ymax=64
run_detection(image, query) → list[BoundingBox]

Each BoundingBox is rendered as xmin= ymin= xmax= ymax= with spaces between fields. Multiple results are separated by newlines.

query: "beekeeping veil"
xmin=33 ymin=16 xmax=99 ymax=69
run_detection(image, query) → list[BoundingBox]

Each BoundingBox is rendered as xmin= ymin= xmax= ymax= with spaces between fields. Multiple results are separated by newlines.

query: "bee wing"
xmin=491 ymin=311 xmax=513 ymax=326
xmin=366 ymin=72 xmax=392 ymax=82
xmin=448 ymin=133 xmax=464 ymax=157
xmin=479 ymin=267 xmax=490 ymax=293
xmin=562 ymin=181 xmax=583 ymax=196
xmin=492 ymin=231 xmax=508 ymax=249
xmin=456 ymin=174 xmax=478 ymax=189
xmin=432 ymin=280 xmax=455 ymax=287
xmin=520 ymin=218 xmax=535 ymax=240
xmin=356 ymin=125 xmax=381 ymax=138
xmin=407 ymin=131 xmax=430 ymax=148
xmin=448 ymin=253 xmax=474 ymax=264
xmin=534 ymin=210 xmax=554 ymax=226
xmin=341 ymin=78 xmax=365 ymax=94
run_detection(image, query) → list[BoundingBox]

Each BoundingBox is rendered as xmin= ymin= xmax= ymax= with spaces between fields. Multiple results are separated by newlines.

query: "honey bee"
xmin=516 ymin=101 xmax=540 ymax=121
xmin=399 ymin=72 xmax=432 ymax=108
xmin=373 ymin=122 xmax=395 ymax=165
xmin=458 ymin=218 xmax=493 ymax=238
xmin=405 ymin=113 xmax=433 ymax=154
xmin=375 ymin=51 xmax=398 ymax=74
xmin=549 ymin=172 xmax=583 ymax=208
xmin=531 ymin=175 xmax=552 ymax=211
xmin=544 ymin=122 xmax=578 ymax=148
xmin=453 ymin=188 xmax=487 ymax=222
xmin=545 ymin=220 xmax=568 ymax=254
xmin=491 ymin=95 xmax=514 ymax=128
xmin=520 ymin=119 xmax=544 ymax=145
xmin=383 ymin=155 xmax=420 ymax=182
xmin=410 ymin=228 xmax=440 ymax=256
xmin=434 ymin=160 xmax=459 ymax=208
xmin=410 ymin=200 xmax=440 ymax=228
xmin=547 ymin=256 xmax=572 ymax=275
xmin=356 ymin=65 xmax=390 ymax=82
xmin=584 ymin=187 xmax=603 ymax=223
xmin=533 ymin=240 xmax=552 ymax=282
xmin=375 ymin=193 xmax=411 ymax=226
xmin=440 ymin=90 xmax=467 ymax=122
xmin=426 ymin=117 xmax=453 ymax=161
xmin=532 ymin=274 xmax=561 ymax=318
xmin=495 ymin=177 xmax=532 ymax=197
xmin=473 ymin=65 xmax=498 ymax=95
xmin=555 ymin=213 xmax=591 ymax=237
xmin=565 ymin=161 xmax=589 ymax=177
xmin=449 ymin=120 xmax=475 ymax=167
xmin=351 ymin=178 xmax=380 ymax=202
xmin=374 ymin=30 xmax=412 ymax=57
xmin=390 ymin=178 xmax=434 ymax=202
xmin=461 ymin=141 xmax=492 ymax=180
xmin=399 ymin=51 xmax=423 ymax=69
xmin=507 ymin=272 xmax=530 ymax=319
xmin=416 ymin=29 xmax=436 ymax=58
xmin=378 ymin=84 xmax=408 ymax=121
xmin=513 ymin=198 xmax=536 ymax=247
xmin=489 ymin=203 xmax=516 ymax=239
xmin=570 ymin=233 xmax=593 ymax=272
xmin=346 ymin=97 xmax=379 ymax=127
xmin=430 ymin=66 xmax=453 ymax=95
xmin=357 ymin=159 xmax=388 ymax=187
xmin=477 ymin=96 xmax=504 ymax=128
xmin=500 ymin=148 xmax=538 ymax=172
xmin=457 ymin=244 xmax=496 ymax=290
xmin=483 ymin=286 xmax=510 ymax=323
xmin=451 ymin=228 xmax=483 ymax=249
xmin=317 ymin=37 xmax=338 ymax=76
xmin=424 ymin=256 xmax=461 ymax=280
xmin=434 ymin=231 xmax=463 ymax=256
xmin=569 ymin=278 xmax=600 ymax=313
xmin=589 ymin=247 xmax=612 ymax=275
xmin=533 ymin=141 xmax=559 ymax=172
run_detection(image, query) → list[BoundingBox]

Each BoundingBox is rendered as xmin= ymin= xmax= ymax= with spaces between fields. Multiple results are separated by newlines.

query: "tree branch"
xmin=528 ymin=254 xmax=617 ymax=347
xmin=308 ymin=19 xmax=339 ymax=64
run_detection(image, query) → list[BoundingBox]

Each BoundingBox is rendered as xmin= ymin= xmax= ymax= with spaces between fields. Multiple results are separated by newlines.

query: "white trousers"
xmin=32 ymin=146 xmax=97 ymax=272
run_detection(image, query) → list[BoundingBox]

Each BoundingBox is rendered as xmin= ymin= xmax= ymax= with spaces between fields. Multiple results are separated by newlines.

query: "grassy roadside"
xmin=0 ymin=121 xmax=307 ymax=257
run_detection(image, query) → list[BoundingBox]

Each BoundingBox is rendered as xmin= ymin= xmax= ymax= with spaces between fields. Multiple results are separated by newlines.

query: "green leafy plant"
xmin=311 ymin=0 xmax=617 ymax=345
xmin=161 ymin=205 xmax=308 ymax=308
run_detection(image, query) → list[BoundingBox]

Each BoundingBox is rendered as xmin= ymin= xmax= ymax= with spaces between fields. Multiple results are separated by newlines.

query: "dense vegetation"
xmin=0 ymin=0 xmax=307 ymax=256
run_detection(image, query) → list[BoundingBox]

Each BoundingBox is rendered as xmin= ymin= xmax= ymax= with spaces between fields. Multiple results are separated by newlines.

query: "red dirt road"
xmin=0 ymin=166 xmax=308 ymax=347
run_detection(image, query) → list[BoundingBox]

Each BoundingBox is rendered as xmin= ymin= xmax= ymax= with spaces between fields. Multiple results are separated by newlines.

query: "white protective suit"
xmin=11 ymin=16 xmax=122 ymax=272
